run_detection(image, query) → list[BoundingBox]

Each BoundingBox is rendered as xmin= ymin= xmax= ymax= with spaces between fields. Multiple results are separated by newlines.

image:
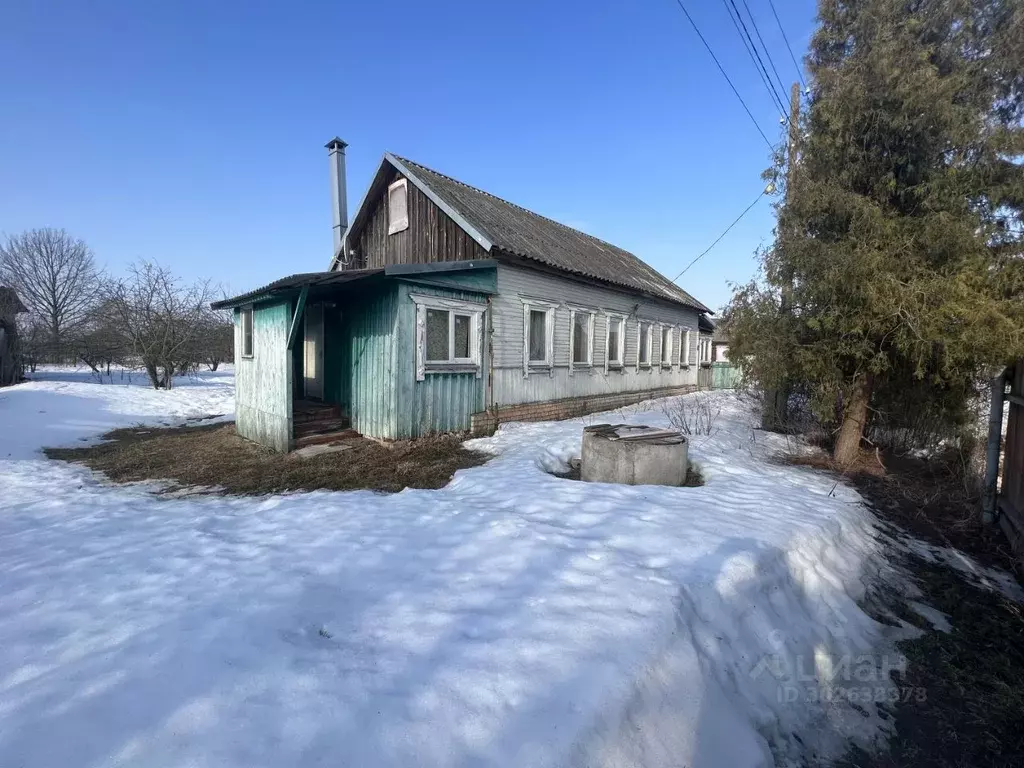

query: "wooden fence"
xmin=1000 ymin=362 xmax=1024 ymax=559
xmin=697 ymin=365 xmax=712 ymax=389
xmin=698 ymin=362 xmax=741 ymax=390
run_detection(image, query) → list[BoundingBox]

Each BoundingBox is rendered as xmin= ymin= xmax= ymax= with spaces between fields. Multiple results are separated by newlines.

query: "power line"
xmin=740 ymin=0 xmax=790 ymax=108
xmin=670 ymin=189 xmax=769 ymax=283
xmin=670 ymin=0 xmax=774 ymax=150
xmin=720 ymin=0 xmax=786 ymax=116
xmin=726 ymin=0 xmax=789 ymax=119
xmin=767 ymin=0 xmax=808 ymax=91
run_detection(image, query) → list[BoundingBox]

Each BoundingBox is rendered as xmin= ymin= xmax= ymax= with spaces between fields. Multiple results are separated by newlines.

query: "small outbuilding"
xmin=0 ymin=286 xmax=28 ymax=387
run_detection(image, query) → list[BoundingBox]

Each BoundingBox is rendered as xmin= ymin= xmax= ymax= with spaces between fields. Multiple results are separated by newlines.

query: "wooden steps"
xmin=294 ymin=418 xmax=351 ymax=439
xmin=294 ymin=428 xmax=361 ymax=449
xmin=293 ymin=400 xmax=341 ymax=424
xmin=292 ymin=400 xmax=356 ymax=448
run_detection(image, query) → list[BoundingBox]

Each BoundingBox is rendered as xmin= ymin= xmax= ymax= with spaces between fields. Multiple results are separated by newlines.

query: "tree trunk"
xmin=144 ymin=362 xmax=161 ymax=389
xmin=834 ymin=375 xmax=872 ymax=467
xmin=761 ymin=385 xmax=790 ymax=431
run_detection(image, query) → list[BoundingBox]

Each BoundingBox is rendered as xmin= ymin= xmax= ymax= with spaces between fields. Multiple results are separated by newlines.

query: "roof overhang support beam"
xmin=286 ymin=286 xmax=309 ymax=351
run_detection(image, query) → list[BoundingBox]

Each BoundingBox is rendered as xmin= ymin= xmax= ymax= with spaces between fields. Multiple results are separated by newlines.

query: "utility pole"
xmin=762 ymin=82 xmax=802 ymax=431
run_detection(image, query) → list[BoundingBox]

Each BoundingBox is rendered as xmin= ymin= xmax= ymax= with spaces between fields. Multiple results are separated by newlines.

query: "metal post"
xmin=983 ymin=367 xmax=1009 ymax=525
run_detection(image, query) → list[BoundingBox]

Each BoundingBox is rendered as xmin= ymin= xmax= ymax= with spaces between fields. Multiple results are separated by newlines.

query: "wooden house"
xmin=213 ymin=140 xmax=713 ymax=450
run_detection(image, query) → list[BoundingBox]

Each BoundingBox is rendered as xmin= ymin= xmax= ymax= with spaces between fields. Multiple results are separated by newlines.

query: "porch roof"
xmin=211 ymin=269 xmax=384 ymax=309
xmin=211 ymin=260 xmax=497 ymax=310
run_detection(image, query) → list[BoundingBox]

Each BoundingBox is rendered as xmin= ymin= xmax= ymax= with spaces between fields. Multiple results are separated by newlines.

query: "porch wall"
xmin=234 ymin=300 xmax=292 ymax=452
xmin=342 ymin=280 xmax=489 ymax=440
xmin=393 ymin=281 xmax=487 ymax=438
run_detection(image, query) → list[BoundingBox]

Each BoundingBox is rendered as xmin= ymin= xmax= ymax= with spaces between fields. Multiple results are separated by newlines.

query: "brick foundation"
xmin=470 ymin=385 xmax=698 ymax=435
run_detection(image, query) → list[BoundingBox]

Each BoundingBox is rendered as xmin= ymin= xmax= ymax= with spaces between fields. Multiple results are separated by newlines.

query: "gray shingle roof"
xmin=391 ymin=156 xmax=710 ymax=313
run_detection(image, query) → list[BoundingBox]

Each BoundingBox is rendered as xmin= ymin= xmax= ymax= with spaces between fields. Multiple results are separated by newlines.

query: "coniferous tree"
xmin=728 ymin=0 xmax=1024 ymax=465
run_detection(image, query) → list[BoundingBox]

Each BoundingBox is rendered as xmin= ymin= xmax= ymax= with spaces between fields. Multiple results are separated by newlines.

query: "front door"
xmin=303 ymin=302 xmax=324 ymax=400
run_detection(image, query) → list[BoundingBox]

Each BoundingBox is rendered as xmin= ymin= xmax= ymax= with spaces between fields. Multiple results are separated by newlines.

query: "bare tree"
xmin=193 ymin=308 xmax=234 ymax=371
xmin=107 ymin=261 xmax=216 ymax=389
xmin=0 ymin=229 xmax=103 ymax=355
xmin=14 ymin=314 xmax=47 ymax=374
xmin=73 ymin=297 xmax=130 ymax=374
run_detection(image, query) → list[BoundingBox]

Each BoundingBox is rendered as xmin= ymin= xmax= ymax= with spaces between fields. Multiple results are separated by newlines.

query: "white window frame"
xmin=521 ymin=297 xmax=557 ymax=377
xmin=240 ymin=305 xmax=254 ymax=359
xmin=700 ymin=336 xmax=712 ymax=364
xmin=682 ymin=329 xmax=692 ymax=367
xmin=637 ymin=321 xmax=653 ymax=370
xmin=568 ymin=307 xmax=595 ymax=372
xmin=387 ymin=178 xmax=409 ymax=235
xmin=604 ymin=313 xmax=625 ymax=373
xmin=411 ymin=293 xmax=483 ymax=381
xmin=660 ymin=325 xmax=674 ymax=368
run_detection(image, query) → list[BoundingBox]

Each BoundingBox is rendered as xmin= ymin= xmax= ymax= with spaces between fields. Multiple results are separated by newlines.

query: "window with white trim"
xmin=570 ymin=309 xmax=594 ymax=367
xmin=606 ymin=315 xmax=624 ymax=368
xmin=700 ymin=336 xmax=712 ymax=363
xmin=240 ymin=306 xmax=254 ymax=358
xmin=412 ymin=294 xmax=483 ymax=380
xmin=521 ymin=298 xmax=556 ymax=373
xmin=682 ymin=329 xmax=692 ymax=366
xmin=661 ymin=326 xmax=673 ymax=366
xmin=638 ymin=322 xmax=652 ymax=367
xmin=425 ymin=309 xmax=474 ymax=363
xmin=388 ymin=178 xmax=409 ymax=235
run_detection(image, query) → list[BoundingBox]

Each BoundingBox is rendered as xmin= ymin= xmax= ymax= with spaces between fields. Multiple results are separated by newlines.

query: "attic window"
xmin=388 ymin=178 xmax=409 ymax=235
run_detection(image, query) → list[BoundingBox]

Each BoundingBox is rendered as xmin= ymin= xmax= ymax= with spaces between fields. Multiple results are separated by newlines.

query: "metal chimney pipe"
xmin=326 ymin=137 xmax=348 ymax=262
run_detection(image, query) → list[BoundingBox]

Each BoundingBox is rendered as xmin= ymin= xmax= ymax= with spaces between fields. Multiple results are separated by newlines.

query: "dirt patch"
xmin=45 ymin=423 xmax=489 ymax=495
xmin=826 ymin=449 xmax=1024 ymax=768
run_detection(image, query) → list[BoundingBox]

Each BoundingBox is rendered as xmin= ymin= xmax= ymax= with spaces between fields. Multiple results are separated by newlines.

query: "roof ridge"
xmin=386 ymin=153 xmax=709 ymax=313
xmin=392 ymin=154 xmax=634 ymax=256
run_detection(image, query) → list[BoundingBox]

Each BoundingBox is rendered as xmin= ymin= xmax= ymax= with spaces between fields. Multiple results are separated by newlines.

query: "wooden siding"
xmin=489 ymin=264 xmax=701 ymax=407
xmin=393 ymin=281 xmax=487 ymax=437
xmin=1001 ymin=362 xmax=1024 ymax=560
xmin=350 ymin=168 xmax=488 ymax=270
xmin=234 ymin=301 xmax=292 ymax=452
xmin=345 ymin=287 xmax=400 ymax=439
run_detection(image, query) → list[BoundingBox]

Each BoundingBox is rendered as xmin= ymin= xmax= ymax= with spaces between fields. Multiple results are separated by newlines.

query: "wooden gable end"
xmin=348 ymin=165 xmax=489 ymax=271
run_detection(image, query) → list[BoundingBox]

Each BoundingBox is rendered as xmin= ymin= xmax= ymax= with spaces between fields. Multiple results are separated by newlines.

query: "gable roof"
xmin=341 ymin=153 xmax=710 ymax=313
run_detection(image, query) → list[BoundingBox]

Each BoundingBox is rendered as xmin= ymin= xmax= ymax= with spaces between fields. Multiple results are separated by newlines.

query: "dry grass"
xmin=45 ymin=423 xmax=489 ymax=495
xmin=781 ymin=448 xmax=1009 ymax=563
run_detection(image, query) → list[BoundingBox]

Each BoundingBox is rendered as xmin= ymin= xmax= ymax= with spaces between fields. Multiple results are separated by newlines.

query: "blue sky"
xmin=0 ymin=0 xmax=816 ymax=313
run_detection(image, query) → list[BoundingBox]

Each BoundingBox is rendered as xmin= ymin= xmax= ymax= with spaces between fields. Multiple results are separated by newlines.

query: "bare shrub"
xmin=661 ymin=393 xmax=721 ymax=436
xmin=107 ymin=261 xmax=217 ymax=389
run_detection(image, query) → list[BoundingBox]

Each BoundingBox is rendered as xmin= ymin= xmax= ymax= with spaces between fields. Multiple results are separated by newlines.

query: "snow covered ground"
xmin=0 ymin=367 xmax=919 ymax=767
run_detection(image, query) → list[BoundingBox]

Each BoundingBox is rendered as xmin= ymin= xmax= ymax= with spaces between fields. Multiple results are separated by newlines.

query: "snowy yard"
xmin=1 ymin=367 xmax=923 ymax=767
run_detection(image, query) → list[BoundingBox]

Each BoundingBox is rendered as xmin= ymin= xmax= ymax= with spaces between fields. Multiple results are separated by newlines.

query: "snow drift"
xmin=0 ymin=369 xmax=910 ymax=767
